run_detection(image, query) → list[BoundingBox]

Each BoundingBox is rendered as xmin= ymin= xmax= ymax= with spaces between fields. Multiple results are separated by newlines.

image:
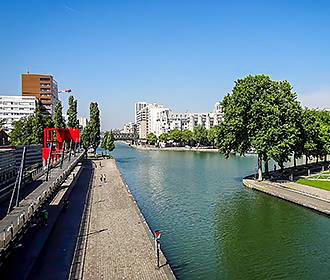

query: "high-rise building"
xmin=134 ymin=102 xmax=148 ymax=123
xmin=0 ymin=95 xmax=37 ymax=131
xmin=22 ymin=74 xmax=59 ymax=116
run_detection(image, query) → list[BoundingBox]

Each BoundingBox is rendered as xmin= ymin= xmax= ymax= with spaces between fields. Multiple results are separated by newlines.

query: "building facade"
xmin=22 ymin=74 xmax=58 ymax=116
xmin=0 ymin=96 xmax=37 ymax=131
xmin=133 ymin=101 xmax=225 ymax=138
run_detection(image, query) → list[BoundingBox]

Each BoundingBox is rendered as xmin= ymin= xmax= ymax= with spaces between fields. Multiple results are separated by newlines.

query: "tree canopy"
xmin=100 ymin=131 xmax=115 ymax=152
xmin=54 ymin=101 xmax=66 ymax=129
xmin=67 ymin=95 xmax=79 ymax=128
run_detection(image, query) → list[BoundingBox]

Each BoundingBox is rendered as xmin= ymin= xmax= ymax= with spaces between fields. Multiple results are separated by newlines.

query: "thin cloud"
xmin=298 ymin=88 xmax=330 ymax=109
xmin=64 ymin=4 xmax=79 ymax=13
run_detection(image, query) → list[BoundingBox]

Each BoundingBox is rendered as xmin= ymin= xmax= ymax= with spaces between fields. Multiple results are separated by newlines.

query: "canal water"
xmin=111 ymin=143 xmax=330 ymax=280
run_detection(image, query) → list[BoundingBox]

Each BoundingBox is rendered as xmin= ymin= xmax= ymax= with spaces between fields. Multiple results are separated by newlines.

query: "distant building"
xmin=0 ymin=95 xmax=37 ymax=132
xmin=139 ymin=120 xmax=147 ymax=139
xmin=134 ymin=102 xmax=148 ymax=123
xmin=78 ymin=116 xmax=88 ymax=129
xmin=22 ymin=73 xmax=59 ymax=116
xmin=122 ymin=122 xmax=137 ymax=134
xmin=134 ymin=101 xmax=225 ymax=138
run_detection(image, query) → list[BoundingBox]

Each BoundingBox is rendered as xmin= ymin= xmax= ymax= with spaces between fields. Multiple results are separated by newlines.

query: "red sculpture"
xmin=42 ymin=128 xmax=80 ymax=165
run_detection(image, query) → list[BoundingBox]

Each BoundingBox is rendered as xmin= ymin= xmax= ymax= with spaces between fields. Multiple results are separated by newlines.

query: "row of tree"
xmin=80 ymin=102 xmax=115 ymax=154
xmin=147 ymin=125 xmax=220 ymax=147
xmin=9 ymin=96 xmax=79 ymax=145
xmin=217 ymin=75 xmax=330 ymax=180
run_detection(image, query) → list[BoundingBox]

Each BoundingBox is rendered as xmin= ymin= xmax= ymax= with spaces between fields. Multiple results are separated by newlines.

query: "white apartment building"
xmin=134 ymin=102 xmax=148 ymax=123
xmin=78 ymin=116 xmax=88 ymax=129
xmin=122 ymin=122 xmax=137 ymax=134
xmin=134 ymin=101 xmax=225 ymax=138
xmin=0 ymin=96 xmax=37 ymax=132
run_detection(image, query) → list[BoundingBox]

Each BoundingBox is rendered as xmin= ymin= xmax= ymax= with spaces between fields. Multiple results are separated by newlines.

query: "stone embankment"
xmin=243 ymin=179 xmax=330 ymax=215
xmin=131 ymin=144 xmax=219 ymax=153
xmin=73 ymin=158 xmax=175 ymax=280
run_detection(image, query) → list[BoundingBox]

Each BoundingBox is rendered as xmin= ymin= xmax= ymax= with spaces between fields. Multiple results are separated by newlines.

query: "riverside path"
xmin=70 ymin=158 xmax=175 ymax=280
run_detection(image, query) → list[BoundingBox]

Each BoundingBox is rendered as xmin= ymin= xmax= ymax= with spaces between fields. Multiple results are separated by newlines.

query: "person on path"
xmin=42 ymin=210 xmax=49 ymax=226
xmin=100 ymin=174 xmax=103 ymax=182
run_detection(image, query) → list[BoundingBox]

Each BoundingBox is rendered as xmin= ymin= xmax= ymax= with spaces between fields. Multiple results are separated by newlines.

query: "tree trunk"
xmin=293 ymin=154 xmax=297 ymax=169
xmin=280 ymin=161 xmax=284 ymax=173
xmin=316 ymin=156 xmax=319 ymax=163
xmin=305 ymin=155 xmax=308 ymax=166
xmin=264 ymin=160 xmax=269 ymax=176
xmin=257 ymin=155 xmax=263 ymax=181
xmin=325 ymin=155 xmax=328 ymax=163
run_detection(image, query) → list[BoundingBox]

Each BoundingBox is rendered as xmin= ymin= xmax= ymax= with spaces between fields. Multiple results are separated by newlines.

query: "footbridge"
xmin=112 ymin=132 xmax=137 ymax=141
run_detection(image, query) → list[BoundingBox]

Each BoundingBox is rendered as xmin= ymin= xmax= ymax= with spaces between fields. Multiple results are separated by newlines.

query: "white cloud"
xmin=298 ymin=88 xmax=330 ymax=109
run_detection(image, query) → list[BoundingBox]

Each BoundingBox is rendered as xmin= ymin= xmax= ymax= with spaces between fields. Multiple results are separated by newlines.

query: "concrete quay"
xmin=72 ymin=158 xmax=175 ymax=280
xmin=243 ymin=179 xmax=330 ymax=215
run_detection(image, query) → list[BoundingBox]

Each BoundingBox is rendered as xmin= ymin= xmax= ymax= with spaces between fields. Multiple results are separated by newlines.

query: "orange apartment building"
xmin=22 ymin=74 xmax=59 ymax=115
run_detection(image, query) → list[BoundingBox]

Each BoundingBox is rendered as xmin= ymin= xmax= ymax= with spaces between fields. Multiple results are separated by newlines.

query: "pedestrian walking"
xmin=103 ymin=174 xmax=107 ymax=183
xmin=274 ymin=164 xmax=277 ymax=172
xmin=100 ymin=174 xmax=103 ymax=182
xmin=42 ymin=210 xmax=48 ymax=226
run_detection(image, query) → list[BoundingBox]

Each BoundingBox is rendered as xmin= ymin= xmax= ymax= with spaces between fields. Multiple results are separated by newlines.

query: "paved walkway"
xmin=243 ymin=179 xmax=330 ymax=215
xmin=80 ymin=158 xmax=175 ymax=280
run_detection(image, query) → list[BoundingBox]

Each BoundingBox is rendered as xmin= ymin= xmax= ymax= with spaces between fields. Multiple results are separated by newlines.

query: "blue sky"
xmin=1 ymin=0 xmax=330 ymax=129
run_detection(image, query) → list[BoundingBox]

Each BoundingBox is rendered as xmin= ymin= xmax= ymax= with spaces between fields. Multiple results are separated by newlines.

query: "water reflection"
xmin=111 ymin=143 xmax=330 ymax=280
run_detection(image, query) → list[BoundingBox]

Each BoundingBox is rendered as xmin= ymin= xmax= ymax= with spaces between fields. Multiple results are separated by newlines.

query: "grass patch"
xmin=297 ymin=179 xmax=330 ymax=191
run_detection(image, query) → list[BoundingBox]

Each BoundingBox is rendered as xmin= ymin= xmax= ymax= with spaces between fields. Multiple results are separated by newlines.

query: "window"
xmin=40 ymin=83 xmax=50 ymax=86
xmin=40 ymin=78 xmax=50 ymax=81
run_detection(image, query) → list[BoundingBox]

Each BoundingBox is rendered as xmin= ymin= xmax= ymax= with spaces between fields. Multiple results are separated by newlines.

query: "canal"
xmin=111 ymin=143 xmax=330 ymax=280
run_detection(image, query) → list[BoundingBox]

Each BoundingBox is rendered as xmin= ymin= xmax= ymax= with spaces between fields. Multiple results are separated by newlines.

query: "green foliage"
xmin=81 ymin=124 xmax=92 ymax=150
xmin=89 ymin=102 xmax=101 ymax=151
xmin=54 ymin=101 xmax=66 ymax=128
xmin=159 ymin=133 xmax=169 ymax=142
xmin=207 ymin=126 xmax=219 ymax=147
xmin=101 ymin=131 xmax=115 ymax=152
xmin=67 ymin=96 xmax=79 ymax=128
xmin=147 ymin=133 xmax=158 ymax=145
xmin=193 ymin=125 xmax=208 ymax=146
xmin=169 ymin=129 xmax=182 ymax=144
xmin=9 ymin=103 xmax=55 ymax=145
xmin=181 ymin=130 xmax=193 ymax=145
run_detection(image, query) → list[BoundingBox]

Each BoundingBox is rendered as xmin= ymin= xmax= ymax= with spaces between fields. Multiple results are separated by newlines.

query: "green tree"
xmin=81 ymin=124 xmax=92 ymax=151
xmin=146 ymin=133 xmax=158 ymax=145
xmin=159 ymin=133 xmax=169 ymax=143
xmin=219 ymin=75 xmax=302 ymax=180
xmin=54 ymin=101 xmax=66 ymax=129
xmin=67 ymin=96 xmax=78 ymax=128
xmin=100 ymin=131 xmax=115 ymax=152
xmin=89 ymin=102 xmax=101 ymax=152
xmin=31 ymin=103 xmax=45 ymax=144
xmin=182 ymin=130 xmax=193 ymax=146
xmin=193 ymin=125 xmax=208 ymax=146
xmin=169 ymin=129 xmax=182 ymax=145
xmin=301 ymin=108 xmax=323 ymax=164
xmin=207 ymin=127 xmax=219 ymax=147
xmin=317 ymin=110 xmax=330 ymax=161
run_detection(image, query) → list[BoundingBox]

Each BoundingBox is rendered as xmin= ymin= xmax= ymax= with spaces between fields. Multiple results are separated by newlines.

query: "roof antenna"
xmin=27 ymin=67 xmax=30 ymax=74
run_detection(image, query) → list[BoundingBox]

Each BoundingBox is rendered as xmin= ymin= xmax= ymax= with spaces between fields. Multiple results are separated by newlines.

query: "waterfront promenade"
xmin=243 ymin=179 xmax=330 ymax=215
xmin=73 ymin=158 xmax=175 ymax=280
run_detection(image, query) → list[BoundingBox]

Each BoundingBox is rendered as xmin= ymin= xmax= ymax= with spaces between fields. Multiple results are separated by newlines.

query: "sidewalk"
xmin=79 ymin=158 xmax=175 ymax=280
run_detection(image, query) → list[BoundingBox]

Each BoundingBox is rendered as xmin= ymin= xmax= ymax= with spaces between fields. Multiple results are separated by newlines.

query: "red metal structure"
xmin=42 ymin=128 xmax=80 ymax=165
